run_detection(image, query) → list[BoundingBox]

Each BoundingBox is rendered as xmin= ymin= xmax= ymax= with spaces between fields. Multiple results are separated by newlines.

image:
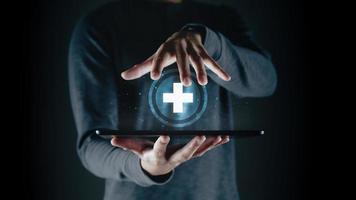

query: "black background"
xmin=22 ymin=0 xmax=310 ymax=199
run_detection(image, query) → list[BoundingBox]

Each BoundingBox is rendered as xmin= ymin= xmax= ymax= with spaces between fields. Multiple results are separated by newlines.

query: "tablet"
xmin=95 ymin=129 xmax=264 ymax=138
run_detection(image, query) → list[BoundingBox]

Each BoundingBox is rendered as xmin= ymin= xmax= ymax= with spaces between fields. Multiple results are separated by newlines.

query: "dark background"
xmin=24 ymin=0 xmax=309 ymax=199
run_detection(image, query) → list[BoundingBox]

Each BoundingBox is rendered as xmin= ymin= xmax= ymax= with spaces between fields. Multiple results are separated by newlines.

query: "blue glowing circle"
xmin=148 ymin=68 xmax=208 ymax=127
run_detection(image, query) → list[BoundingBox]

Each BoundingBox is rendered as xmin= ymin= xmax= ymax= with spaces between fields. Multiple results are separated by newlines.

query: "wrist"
xmin=140 ymin=159 xmax=173 ymax=183
xmin=180 ymin=24 xmax=206 ymax=44
xmin=140 ymin=159 xmax=172 ymax=176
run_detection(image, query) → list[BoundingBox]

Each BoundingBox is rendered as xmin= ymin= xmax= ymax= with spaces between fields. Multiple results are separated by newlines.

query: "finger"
xmin=203 ymin=57 xmax=231 ymax=81
xmin=196 ymin=45 xmax=231 ymax=81
xmin=151 ymin=50 xmax=175 ymax=80
xmin=121 ymin=56 xmax=153 ymax=80
xmin=188 ymin=47 xmax=208 ymax=85
xmin=175 ymin=41 xmax=191 ymax=86
xmin=195 ymin=136 xmax=230 ymax=158
xmin=193 ymin=136 xmax=222 ymax=157
xmin=188 ymin=43 xmax=207 ymax=85
xmin=214 ymin=135 xmax=230 ymax=146
xmin=169 ymin=135 xmax=206 ymax=166
xmin=165 ymin=144 xmax=185 ymax=158
xmin=111 ymin=137 xmax=142 ymax=156
xmin=153 ymin=135 xmax=170 ymax=159
xmin=111 ymin=137 xmax=153 ymax=156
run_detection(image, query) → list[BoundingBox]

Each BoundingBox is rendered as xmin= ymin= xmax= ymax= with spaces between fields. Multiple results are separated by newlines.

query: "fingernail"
xmin=199 ymin=77 xmax=208 ymax=85
xmin=151 ymin=72 xmax=160 ymax=80
xmin=121 ymin=72 xmax=127 ymax=79
xmin=183 ymin=78 xmax=191 ymax=86
xmin=199 ymin=136 xmax=206 ymax=143
xmin=161 ymin=135 xmax=170 ymax=143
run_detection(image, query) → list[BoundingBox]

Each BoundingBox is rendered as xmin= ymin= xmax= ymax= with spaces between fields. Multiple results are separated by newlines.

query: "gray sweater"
xmin=68 ymin=0 xmax=277 ymax=199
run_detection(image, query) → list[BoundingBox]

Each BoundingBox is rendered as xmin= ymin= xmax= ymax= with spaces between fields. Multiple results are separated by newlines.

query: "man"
xmin=68 ymin=0 xmax=277 ymax=199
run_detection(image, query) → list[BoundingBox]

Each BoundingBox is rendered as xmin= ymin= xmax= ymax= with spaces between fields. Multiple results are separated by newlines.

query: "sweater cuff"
xmin=123 ymin=152 xmax=174 ymax=187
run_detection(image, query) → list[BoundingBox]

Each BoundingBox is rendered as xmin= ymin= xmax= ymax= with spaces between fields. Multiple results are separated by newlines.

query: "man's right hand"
xmin=111 ymin=135 xmax=229 ymax=176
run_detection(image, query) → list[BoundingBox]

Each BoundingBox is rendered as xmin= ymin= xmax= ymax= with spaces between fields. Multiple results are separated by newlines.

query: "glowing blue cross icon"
xmin=163 ymin=83 xmax=193 ymax=113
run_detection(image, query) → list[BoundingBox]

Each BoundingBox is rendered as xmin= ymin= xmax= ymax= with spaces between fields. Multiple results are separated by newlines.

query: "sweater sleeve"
xmin=68 ymin=17 xmax=173 ymax=187
xmin=183 ymin=8 xmax=277 ymax=98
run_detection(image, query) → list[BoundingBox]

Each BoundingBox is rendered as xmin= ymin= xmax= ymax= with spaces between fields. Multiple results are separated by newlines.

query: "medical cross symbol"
xmin=163 ymin=83 xmax=193 ymax=113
